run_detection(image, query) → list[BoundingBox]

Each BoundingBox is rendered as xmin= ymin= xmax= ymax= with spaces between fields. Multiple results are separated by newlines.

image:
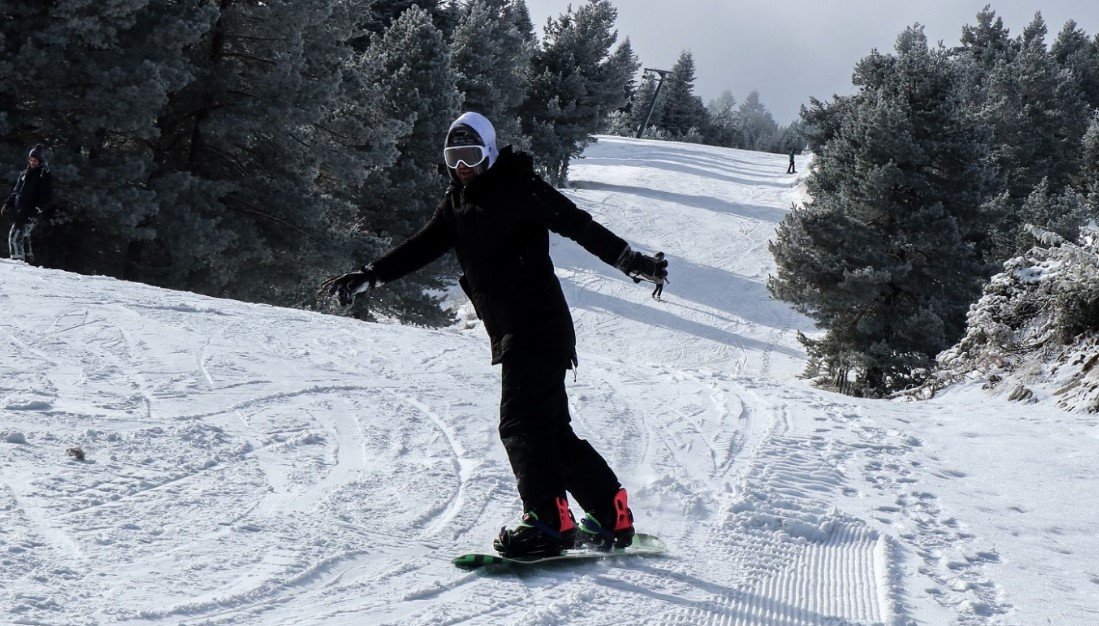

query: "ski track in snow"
xmin=0 ymin=137 xmax=1058 ymax=625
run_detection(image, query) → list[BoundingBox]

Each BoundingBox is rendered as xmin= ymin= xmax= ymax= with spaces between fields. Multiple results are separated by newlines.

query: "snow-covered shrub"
xmin=680 ymin=127 xmax=705 ymax=144
xmin=639 ymin=125 xmax=670 ymax=141
xmin=933 ymin=222 xmax=1099 ymax=411
xmin=602 ymin=109 xmax=636 ymax=137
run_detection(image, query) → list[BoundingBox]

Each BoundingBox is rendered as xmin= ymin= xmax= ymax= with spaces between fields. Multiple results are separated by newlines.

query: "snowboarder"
xmin=322 ymin=112 xmax=668 ymax=558
xmin=786 ymin=149 xmax=796 ymax=174
xmin=2 ymin=145 xmax=52 ymax=264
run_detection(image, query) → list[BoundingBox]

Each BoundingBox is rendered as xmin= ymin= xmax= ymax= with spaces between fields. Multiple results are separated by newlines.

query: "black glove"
xmin=0 ymin=198 xmax=10 ymax=218
xmin=321 ymin=265 xmax=378 ymax=306
xmin=616 ymin=248 xmax=669 ymax=283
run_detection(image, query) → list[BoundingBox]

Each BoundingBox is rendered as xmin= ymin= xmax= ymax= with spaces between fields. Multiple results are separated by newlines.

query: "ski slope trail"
xmin=1 ymin=137 xmax=1062 ymax=625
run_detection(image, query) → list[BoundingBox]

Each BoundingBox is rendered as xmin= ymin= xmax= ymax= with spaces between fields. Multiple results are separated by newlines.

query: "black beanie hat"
xmin=28 ymin=145 xmax=45 ymax=162
xmin=446 ymin=124 xmax=483 ymax=147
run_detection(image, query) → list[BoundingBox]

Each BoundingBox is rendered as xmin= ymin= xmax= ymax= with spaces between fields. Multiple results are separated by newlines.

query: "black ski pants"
xmin=498 ymin=350 xmax=620 ymax=517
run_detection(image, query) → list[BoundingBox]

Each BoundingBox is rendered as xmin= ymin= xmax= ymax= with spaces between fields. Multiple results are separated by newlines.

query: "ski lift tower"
xmin=635 ymin=68 xmax=670 ymax=139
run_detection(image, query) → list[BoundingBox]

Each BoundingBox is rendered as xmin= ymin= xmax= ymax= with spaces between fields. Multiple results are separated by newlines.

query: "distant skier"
xmin=322 ymin=112 xmax=668 ymax=558
xmin=2 ymin=145 xmax=52 ymax=264
xmin=651 ymin=252 xmax=668 ymax=300
xmin=786 ymin=149 xmax=796 ymax=174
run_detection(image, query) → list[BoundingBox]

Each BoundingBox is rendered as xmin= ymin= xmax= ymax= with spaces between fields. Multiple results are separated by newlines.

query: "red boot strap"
xmin=612 ymin=489 xmax=631 ymax=532
xmin=555 ymin=496 xmax=577 ymax=532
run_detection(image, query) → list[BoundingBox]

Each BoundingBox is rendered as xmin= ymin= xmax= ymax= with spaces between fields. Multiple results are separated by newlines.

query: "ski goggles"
xmin=443 ymin=145 xmax=488 ymax=169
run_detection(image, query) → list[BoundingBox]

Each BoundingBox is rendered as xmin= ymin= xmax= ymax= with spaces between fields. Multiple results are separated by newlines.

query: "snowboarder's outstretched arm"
xmin=321 ymin=202 xmax=454 ymax=306
xmin=527 ymin=177 xmax=668 ymax=284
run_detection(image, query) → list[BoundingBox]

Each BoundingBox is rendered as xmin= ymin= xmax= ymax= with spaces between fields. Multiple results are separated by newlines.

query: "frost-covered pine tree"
xmin=597 ymin=36 xmax=641 ymax=124
xmin=1079 ymin=116 xmax=1099 ymax=203
xmin=800 ymin=95 xmax=856 ymax=152
xmin=1 ymin=1 xmax=415 ymax=307
xmin=975 ymin=14 xmax=1091 ymax=261
xmin=0 ymin=0 xmax=214 ymax=273
xmin=353 ymin=5 xmax=462 ymax=325
xmin=735 ymin=91 xmax=779 ymax=152
xmin=625 ymin=73 xmax=662 ymax=138
xmin=450 ymin=0 xmax=533 ymax=149
xmin=600 ymin=39 xmax=641 ymax=138
xmin=769 ymin=26 xmax=995 ymax=395
xmin=521 ymin=0 xmax=631 ymax=186
xmin=994 ymin=14 xmax=1088 ymax=194
xmin=954 ymin=6 xmax=1019 ymax=72
xmin=1013 ymin=182 xmax=1093 ymax=253
xmin=1050 ymin=20 xmax=1099 ymax=110
xmin=146 ymin=0 xmax=409 ymax=304
xmin=658 ymin=51 xmax=708 ymax=139
xmin=362 ymin=5 xmax=460 ymax=183
xmin=950 ymin=7 xmax=1017 ymax=152
xmin=357 ymin=0 xmax=454 ymax=38
xmin=703 ymin=91 xmax=738 ymax=147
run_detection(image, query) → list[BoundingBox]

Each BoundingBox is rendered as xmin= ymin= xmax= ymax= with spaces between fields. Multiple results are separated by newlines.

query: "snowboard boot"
xmin=578 ymin=487 xmax=635 ymax=550
xmin=493 ymin=496 xmax=577 ymax=558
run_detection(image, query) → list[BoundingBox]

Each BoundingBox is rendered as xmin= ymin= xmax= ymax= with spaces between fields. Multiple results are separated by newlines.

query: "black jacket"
xmin=371 ymin=147 xmax=629 ymax=364
xmin=8 ymin=164 xmax=52 ymax=224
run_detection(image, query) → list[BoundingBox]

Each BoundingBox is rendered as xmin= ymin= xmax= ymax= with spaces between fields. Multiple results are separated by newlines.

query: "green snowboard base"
xmin=452 ymin=533 xmax=665 ymax=569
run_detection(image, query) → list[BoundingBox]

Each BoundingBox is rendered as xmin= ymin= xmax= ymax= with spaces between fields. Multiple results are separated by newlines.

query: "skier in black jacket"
xmin=323 ymin=112 xmax=668 ymax=557
xmin=2 ymin=145 xmax=52 ymax=264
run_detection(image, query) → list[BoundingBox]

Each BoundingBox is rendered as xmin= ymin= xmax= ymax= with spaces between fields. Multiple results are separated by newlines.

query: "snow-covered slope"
xmin=2 ymin=137 xmax=1096 ymax=626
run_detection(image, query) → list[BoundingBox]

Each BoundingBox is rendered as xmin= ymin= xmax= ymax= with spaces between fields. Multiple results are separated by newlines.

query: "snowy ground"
xmin=2 ymin=136 xmax=1098 ymax=626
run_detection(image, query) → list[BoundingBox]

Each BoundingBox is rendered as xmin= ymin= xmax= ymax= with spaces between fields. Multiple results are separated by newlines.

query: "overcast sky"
xmin=524 ymin=1 xmax=1099 ymax=124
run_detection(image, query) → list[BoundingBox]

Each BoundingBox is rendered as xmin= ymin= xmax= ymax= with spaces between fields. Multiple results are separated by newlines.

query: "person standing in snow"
xmin=786 ymin=148 xmax=796 ymax=174
xmin=2 ymin=145 xmax=52 ymax=264
xmin=322 ymin=112 xmax=668 ymax=558
xmin=650 ymin=252 xmax=668 ymax=300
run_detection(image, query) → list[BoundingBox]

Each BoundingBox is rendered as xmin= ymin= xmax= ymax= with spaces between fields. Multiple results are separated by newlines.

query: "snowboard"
xmin=452 ymin=532 xmax=665 ymax=570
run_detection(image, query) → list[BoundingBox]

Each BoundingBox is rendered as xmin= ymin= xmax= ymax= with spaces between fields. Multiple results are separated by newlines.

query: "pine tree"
xmin=703 ymin=91 xmax=738 ymax=147
xmin=977 ymin=14 xmax=1091 ymax=261
xmin=1014 ymin=181 xmax=1093 ymax=251
xmin=956 ymin=5 xmax=1018 ymax=69
xmin=146 ymin=0 xmax=405 ymax=304
xmin=596 ymin=40 xmax=642 ymax=137
xmin=451 ymin=0 xmax=533 ymax=149
xmin=1079 ymin=116 xmax=1099 ymax=204
xmin=502 ymin=0 xmax=536 ymax=46
xmin=607 ymin=38 xmax=642 ymax=116
xmin=1051 ymin=20 xmax=1099 ymax=111
xmin=800 ymin=95 xmax=856 ymax=151
xmin=626 ymin=73 xmax=662 ymax=138
xmin=1021 ymin=12 xmax=1048 ymax=48
xmin=658 ymin=51 xmax=708 ymax=138
xmin=0 ymin=0 xmax=214 ymax=273
xmin=1 ymin=1 xmax=413 ymax=309
xmin=353 ymin=5 xmax=461 ymax=325
xmin=769 ymin=26 xmax=995 ymax=394
xmin=521 ymin=0 xmax=630 ymax=186
xmin=951 ymin=6 xmax=1019 ymax=108
xmin=735 ymin=91 xmax=779 ymax=151
xmin=773 ymin=122 xmax=807 ymax=155
xmin=357 ymin=1 xmax=452 ymax=36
